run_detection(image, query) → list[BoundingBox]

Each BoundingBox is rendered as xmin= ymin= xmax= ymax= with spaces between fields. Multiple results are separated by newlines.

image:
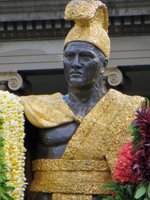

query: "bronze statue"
xmin=21 ymin=1 xmax=143 ymax=200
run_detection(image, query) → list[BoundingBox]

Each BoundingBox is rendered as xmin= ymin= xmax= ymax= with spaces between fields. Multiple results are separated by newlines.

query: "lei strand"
xmin=0 ymin=91 xmax=26 ymax=200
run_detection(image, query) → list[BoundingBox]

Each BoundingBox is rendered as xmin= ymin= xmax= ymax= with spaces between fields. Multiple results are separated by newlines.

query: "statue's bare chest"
xmin=38 ymin=122 xmax=78 ymax=146
xmin=34 ymin=122 xmax=78 ymax=159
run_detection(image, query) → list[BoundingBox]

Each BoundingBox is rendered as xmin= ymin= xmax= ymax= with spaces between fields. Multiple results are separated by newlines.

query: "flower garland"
xmin=113 ymin=141 xmax=139 ymax=185
xmin=102 ymin=99 xmax=150 ymax=200
xmin=0 ymin=91 xmax=26 ymax=200
xmin=0 ymin=116 xmax=15 ymax=200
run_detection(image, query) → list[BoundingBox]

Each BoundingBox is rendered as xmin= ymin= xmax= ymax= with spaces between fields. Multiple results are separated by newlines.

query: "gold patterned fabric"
xmin=20 ymin=93 xmax=75 ymax=128
xmin=30 ymin=159 xmax=110 ymax=197
xmin=52 ymin=193 xmax=92 ymax=200
xmin=21 ymin=89 xmax=144 ymax=200
xmin=62 ymin=89 xmax=143 ymax=172
xmin=64 ymin=0 xmax=110 ymax=58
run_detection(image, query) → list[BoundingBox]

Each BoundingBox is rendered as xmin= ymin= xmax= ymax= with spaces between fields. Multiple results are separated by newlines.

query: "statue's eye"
xmin=80 ymin=53 xmax=95 ymax=61
xmin=64 ymin=52 xmax=74 ymax=60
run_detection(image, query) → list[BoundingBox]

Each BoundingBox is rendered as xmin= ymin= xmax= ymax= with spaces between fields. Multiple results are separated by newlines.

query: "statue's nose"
xmin=72 ymin=55 xmax=81 ymax=68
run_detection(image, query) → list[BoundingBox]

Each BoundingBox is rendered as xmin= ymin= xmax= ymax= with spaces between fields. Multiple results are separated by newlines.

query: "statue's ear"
xmin=100 ymin=59 xmax=108 ymax=74
xmin=103 ymin=59 xmax=108 ymax=68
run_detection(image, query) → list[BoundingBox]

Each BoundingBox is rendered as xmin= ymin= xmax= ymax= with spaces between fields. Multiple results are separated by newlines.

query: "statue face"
xmin=63 ymin=41 xmax=106 ymax=88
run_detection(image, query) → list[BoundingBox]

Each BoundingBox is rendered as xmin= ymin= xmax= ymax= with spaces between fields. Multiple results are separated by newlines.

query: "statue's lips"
xmin=70 ymin=71 xmax=82 ymax=76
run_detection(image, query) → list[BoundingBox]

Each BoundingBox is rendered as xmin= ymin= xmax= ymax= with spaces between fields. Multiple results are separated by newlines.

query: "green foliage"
xmin=0 ymin=116 xmax=15 ymax=200
xmin=130 ymin=123 xmax=141 ymax=150
xmin=101 ymin=182 xmax=137 ymax=200
xmin=101 ymin=182 xmax=150 ymax=200
xmin=145 ymin=98 xmax=150 ymax=108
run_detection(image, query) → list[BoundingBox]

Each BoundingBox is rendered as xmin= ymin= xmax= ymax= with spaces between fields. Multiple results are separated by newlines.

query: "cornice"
xmin=0 ymin=15 xmax=149 ymax=41
xmin=0 ymin=0 xmax=150 ymax=22
xmin=105 ymin=0 xmax=150 ymax=7
xmin=105 ymin=0 xmax=150 ymax=16
xmin=0 ymin=0 xmax=66 ymax=22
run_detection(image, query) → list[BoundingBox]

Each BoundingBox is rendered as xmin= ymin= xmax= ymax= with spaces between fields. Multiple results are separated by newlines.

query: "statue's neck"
xmin=68 ymin=86 xmax=101 ymax=103
xmin=65 ymin=83 xmax=106 ymax=117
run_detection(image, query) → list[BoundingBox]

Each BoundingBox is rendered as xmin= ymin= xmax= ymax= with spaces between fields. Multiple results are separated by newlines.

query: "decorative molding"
xmin=109 ymin=15 xmax=150 ymax=36
xmin=0 ymin=19 xmax=73 ymax=40
xmin=0 ymin=15 xmax=149 ymax=40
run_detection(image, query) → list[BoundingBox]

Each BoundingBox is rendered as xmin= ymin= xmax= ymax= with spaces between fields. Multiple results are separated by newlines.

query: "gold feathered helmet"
xmin=64 ymin=0 xmax=111 ymax=59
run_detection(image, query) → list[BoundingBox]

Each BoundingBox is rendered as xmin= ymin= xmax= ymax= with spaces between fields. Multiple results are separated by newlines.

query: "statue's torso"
xmin=28 ymin=95 xmax=105 ymax=200
xmin=30 ymin=122 xmax=102 ymax=200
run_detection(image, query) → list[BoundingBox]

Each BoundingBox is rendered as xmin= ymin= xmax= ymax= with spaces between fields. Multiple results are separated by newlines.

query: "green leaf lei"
xmin=0 ymin=115 xmax=15 ymax=200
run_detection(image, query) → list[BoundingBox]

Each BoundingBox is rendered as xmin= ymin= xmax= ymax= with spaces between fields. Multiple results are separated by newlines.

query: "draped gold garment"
xmin=21 ymin=89 xmax=144 ymax=200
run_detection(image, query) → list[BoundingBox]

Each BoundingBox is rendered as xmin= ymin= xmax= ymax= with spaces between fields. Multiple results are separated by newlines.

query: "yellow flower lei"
xmin=0 ymin=90 xmax=26 ymax=200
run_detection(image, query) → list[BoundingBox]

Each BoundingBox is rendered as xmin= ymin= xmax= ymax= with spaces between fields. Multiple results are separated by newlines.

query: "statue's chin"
xmin=68 ymin=81 xmax=94 ymax=89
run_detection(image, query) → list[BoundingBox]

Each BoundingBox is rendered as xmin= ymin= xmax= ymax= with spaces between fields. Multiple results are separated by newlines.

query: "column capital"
xmin=0 ymin=72 xmax=23 ymax=91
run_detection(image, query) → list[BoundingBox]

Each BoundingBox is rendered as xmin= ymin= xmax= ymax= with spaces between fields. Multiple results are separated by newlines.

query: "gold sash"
xmin=30 ymin=159 xmax=110 ymax=199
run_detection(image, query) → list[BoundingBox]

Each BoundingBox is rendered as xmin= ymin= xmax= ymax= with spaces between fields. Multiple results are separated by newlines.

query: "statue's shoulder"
xmin=105 ymin=89 xmax=144 ymax=106
xmin=20 ymin=92 xmax=62 ymax=104
xmin=19 ymin=93 xmax=74 ymax=128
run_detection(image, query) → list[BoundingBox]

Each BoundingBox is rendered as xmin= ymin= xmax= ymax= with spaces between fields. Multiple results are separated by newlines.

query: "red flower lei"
xmin=113 ymin=141 xmax=139 ymax=184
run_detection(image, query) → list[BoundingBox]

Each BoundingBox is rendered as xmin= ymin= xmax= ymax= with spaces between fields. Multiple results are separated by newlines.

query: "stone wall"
xmin=104 ymin=0 xmax=150 ymax=16
xmin=0 ymin=0 xmax=66 ymax=22
xmin=0 ymin=0 xmax=150 ymax=22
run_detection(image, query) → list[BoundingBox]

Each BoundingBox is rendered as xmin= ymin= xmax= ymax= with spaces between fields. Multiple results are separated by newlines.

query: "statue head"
xmin=63 ymin=41 xmax=107 ymax=88
xmin=63 ymin=0 xmax=110 ymax=89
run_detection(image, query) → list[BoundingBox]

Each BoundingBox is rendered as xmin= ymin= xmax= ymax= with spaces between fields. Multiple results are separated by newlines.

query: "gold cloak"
xmin=20 ymin=89 xmax=144 ymax=200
